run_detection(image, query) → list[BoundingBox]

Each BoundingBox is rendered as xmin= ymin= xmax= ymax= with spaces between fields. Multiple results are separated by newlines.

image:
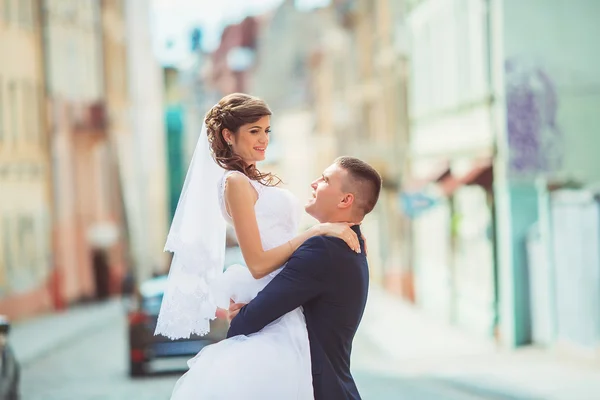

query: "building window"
xmin=17 ymin=216 xmax=35 ymax=275
xmin=37 ymin=83 xmax=44 ymax=147
xmin=483 ymin=0 xmax=492 ymax=90
xmin=31 ymin=0 xmax=38 ymax=27
xmin=456 ymin=0 xmax=470 ymax=103
xmin=30 ymin=82 xmax=36 ymax=144
xmin=8 ymin=80 xmax=17 ymax=144
xmin=0 ymin=214 xmax=42 ymax=292
xmin=2 ymin=0 xmax=12 ymax=25
xmin=2 ymin=215 xmax=13 ymax=292
xmin=22 ymin=80 xmax=30 ymax=142
xmin=18 ymin=0 xmax=32 ymax=28
xmin=27 ymin=81 xmax=36 ymax=143
xmin=0 ymin=76 xmax=4 ymax=143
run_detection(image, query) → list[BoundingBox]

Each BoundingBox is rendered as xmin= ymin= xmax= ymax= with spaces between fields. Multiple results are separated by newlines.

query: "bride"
xmin=155 ymin=93 xmax=361 ymax=399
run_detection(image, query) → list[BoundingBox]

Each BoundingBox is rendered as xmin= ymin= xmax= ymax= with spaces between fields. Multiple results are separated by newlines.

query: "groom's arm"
xmin=227 ymin=237 xmax=329 ymax=338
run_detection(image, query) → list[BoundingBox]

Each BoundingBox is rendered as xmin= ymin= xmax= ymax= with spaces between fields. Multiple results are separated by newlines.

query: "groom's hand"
xmin=227 ymin=299 xmax=247 ymax=323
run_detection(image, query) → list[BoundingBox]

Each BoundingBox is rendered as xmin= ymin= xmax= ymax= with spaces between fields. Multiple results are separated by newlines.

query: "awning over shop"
xmin=402 ymin=162 xmax=451 ymax=192
xmin=439 ymin=159 xmax=494 ymax=196
xmin=404 ymin=158 xmax=494 ymax=197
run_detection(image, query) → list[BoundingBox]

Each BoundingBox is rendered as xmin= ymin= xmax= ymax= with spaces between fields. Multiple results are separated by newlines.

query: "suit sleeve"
xmin=227 ymin=237 xmax=329 ymax=338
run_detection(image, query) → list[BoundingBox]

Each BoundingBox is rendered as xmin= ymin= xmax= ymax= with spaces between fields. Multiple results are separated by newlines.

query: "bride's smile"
xmin=222 ymin=115 xmax=271 ymax=166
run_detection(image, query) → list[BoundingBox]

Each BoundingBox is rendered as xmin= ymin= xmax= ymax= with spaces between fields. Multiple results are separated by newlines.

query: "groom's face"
xmin=305 ymin=163 xmax=349 ymax=222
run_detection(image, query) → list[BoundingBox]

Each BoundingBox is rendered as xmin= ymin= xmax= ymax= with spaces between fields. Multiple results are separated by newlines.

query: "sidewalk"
xmin=361 ymin=286 xmax=600 ymax=400
xmin=11 ymin=298 xmax=122 ymax=367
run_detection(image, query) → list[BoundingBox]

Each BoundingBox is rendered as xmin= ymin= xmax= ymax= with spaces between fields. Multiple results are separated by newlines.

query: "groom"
xmin=227 ymin=156 xmax=381 ymax=400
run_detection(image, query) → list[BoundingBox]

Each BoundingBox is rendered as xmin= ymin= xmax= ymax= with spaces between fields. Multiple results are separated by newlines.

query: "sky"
xmin=151 ymin=0 xmax=331 ymax=65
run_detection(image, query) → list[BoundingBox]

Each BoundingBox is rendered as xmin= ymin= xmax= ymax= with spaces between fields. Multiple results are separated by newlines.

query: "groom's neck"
xmin=320 ymin=211 xmax=362 ymax=225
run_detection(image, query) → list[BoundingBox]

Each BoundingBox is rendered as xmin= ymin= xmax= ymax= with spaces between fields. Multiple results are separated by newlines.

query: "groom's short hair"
xmin=335 ymin=156 xmax=382 ymax=216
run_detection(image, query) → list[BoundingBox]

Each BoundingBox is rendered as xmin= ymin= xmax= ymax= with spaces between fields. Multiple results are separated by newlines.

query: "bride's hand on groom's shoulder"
xmin=317 ymin=222 xmax=361 ymax=254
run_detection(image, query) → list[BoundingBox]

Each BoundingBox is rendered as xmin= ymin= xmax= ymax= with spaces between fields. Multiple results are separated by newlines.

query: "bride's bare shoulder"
xmin=223 ymin=171 xmax=258 ymax=200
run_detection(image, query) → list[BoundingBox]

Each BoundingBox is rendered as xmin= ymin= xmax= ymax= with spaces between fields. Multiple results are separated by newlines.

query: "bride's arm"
xmin=225 ymin=173 xmax=360 ymax=279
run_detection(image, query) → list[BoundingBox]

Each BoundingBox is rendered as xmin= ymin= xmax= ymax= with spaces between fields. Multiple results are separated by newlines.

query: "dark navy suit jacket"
xmin=227 ymin=225 xmax=369 ymax=400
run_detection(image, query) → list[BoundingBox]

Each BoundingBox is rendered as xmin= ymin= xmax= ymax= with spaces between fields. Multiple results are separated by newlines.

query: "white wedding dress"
xmin=170 ymin=171 xmax=314 ymax=400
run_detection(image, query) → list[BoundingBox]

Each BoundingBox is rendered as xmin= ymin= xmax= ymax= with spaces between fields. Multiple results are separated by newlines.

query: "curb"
xmin=433 ymin=378 xmax=543 ymax=400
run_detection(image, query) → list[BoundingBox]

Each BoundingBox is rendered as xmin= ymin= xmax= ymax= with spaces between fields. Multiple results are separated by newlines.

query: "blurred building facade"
xmin=0 ymin=0 xmax=170 ymax=320
xmin=246 ymin=0 xmax=600 ymax=358
xmin=491 ymin=0 xmax=600 ymax=355
xmin=402 ymin=0 xmax=600 ymax=359
xmin=250 ymin=0 xmax=327 ymax=230
xmin=177 ymin=29 xmax=220 ymax=166
xmin=309 ymin=0 xmax=411 ymax=292
xmin=404 ymin=0 xmax=497 ymax=338
xmin=0 ymin=0 xmax=53 ymax=319
xmin=207 ymin=16 xmax=261 ymax=96
xmin=122 ymin=0 xmax=169 ymax=282
xmin=100 ymin=0 xmax=130 ymax=291
xmin=43 ymin=0 xmax=126 ymax=307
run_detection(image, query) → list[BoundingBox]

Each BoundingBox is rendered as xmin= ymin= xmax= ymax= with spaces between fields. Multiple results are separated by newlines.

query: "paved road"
xmin=21 ymin=313 xmax=492 ymax=400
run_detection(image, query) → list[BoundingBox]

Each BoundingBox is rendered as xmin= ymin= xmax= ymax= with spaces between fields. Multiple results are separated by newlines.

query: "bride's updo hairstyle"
xmin=205 ymin=93 xmax=281 ymax=186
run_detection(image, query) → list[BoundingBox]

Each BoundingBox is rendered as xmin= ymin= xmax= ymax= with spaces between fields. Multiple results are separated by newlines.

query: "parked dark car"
xmin=0 ymin=316 xmax=19 ymax=400
xmin=126 ymin=246 xmax=245 ymax=377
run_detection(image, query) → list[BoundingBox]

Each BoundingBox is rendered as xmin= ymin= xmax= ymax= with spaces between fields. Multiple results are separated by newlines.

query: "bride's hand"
xmin=317 ymin=222 xmax=361 ymax=253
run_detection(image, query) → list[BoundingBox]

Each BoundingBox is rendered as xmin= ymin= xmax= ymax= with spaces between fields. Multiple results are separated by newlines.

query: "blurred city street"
xmin=15 ymin=287 xmax=600 ymax=400
xmin=16 ymin=296 xmax=500 ymax=400
xmin=16 ymin=301 xmax=483 ymax=400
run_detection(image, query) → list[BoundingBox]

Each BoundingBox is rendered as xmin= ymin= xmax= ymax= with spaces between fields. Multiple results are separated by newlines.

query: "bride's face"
xmin=223 ymin=116 xmax=271 ymax=166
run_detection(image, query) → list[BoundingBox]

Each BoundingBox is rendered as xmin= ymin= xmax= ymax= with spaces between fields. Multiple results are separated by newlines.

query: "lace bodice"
xmin=218 ymin=171 xmax=301 ymax=253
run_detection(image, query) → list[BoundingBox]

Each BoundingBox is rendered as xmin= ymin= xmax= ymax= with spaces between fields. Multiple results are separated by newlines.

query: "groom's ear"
xmin=339 ymin=193 xmax=355 ymax=209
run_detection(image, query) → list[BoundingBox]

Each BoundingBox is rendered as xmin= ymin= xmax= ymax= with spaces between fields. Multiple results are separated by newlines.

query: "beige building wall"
xmin=45 ymin=0 xmax=101 ymax=303
xmin=45 ymin=0 xmax=103 ymax=102
xmin=310 ymin=0 xmax=410 ymax=293
xmin=0 ymin=0 xmax=54 ymax=318
xmin=45 ymin=0 xmax=127 ymax=305
xmin=123 ymin=0 xmax=169 ymax=280
xmin=100 ymin=0 xmax=130 ymax=284
xmin=405 ymin=0 xmax=497 ymax=335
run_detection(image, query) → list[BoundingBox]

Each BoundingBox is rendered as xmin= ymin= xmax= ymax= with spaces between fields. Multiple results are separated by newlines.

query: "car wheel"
xmin=129 ymin=361 xmax=147 ymax=377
